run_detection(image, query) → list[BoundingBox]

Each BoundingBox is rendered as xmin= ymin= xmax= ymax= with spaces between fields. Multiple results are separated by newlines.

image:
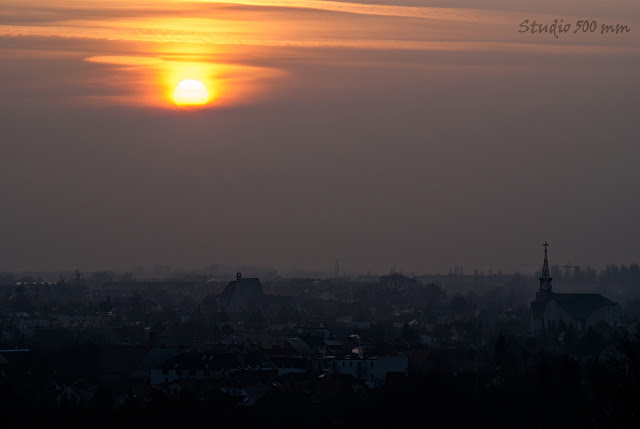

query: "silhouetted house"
xmin=530 ymin=243 xmax=621 ymax=334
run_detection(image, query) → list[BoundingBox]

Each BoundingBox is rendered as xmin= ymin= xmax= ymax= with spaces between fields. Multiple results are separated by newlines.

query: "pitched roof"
xmin=221 ymin=276 xmax=264 ymax=306
xmin=531 ymin=293 xmax=617 ymax=321
xmin=551 ymin=293 xmax=616 ymax=321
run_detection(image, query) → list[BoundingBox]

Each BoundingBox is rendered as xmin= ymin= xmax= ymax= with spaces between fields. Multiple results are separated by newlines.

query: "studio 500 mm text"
xmin=519 ymin=19 xmax=631 ymax=37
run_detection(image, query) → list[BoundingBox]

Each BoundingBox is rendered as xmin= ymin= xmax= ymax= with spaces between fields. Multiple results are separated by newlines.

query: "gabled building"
xmin=218 ymin=273 xmax=295 ymax=319
xmin=220 ymin=273 xmax=265 ymax=313
xmin=530 ymin=242 xmax=621 ymax=334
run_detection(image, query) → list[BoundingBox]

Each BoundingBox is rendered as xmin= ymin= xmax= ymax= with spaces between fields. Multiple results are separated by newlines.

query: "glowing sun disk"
xmin=173 ymin=79 xmax=209 ymax=106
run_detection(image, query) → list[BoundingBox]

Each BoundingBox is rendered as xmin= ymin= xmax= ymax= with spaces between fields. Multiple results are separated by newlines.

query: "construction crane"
xmin=520 ymin=264 xmax=579 ymax=268
xmin=520 ymin=264 xmax=580 ymax=268
xmin=520 ymin=263 xmax=580 ymax=273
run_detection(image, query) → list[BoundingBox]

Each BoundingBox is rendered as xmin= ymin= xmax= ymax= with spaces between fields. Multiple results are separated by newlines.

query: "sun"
xmin=173 ymin=79 xmax=209 ymax=106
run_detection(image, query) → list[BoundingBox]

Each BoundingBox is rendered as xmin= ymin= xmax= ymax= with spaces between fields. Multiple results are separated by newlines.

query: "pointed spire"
xmin=539 ymin=241 xmax=552 ymax=293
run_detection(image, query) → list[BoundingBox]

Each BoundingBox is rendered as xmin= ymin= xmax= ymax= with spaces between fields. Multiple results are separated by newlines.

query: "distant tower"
xmin=537 ymin=242 xmax=552 ymax=299
xmin=335 ymin=258 xmax=340 ymax=279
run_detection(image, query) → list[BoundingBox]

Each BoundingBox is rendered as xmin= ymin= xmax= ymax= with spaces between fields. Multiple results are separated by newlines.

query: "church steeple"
xmin=539 ymin=241 xmax=552 ymax=294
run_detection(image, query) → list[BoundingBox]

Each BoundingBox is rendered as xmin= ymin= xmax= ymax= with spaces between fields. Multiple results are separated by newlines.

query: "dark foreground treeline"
xmin=1 ymin=336 xmax=639 ymax=429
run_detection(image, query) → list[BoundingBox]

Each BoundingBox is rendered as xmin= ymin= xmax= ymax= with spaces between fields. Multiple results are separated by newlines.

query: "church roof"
xmin=221 ymin=278 xmax=263 ymax=298
xmin=532 ymin=293 xmax=617 ymax=321
xmin=220 ymin=274 xmax=264 ymax=309
xmin=552 ymin=293 xmax=616 ymax=320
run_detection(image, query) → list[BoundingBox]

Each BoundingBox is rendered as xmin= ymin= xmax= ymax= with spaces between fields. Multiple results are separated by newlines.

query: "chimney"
xmin=236 ymin=272 xmax=242 ymax=282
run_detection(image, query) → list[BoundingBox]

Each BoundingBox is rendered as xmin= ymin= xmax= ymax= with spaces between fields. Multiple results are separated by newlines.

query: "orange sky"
xmin=1 ymin=0 xmax=637 ymax=109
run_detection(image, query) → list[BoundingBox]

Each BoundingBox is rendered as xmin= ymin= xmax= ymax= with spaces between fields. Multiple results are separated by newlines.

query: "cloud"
xmin=84 ymin=56 xmax=164 ymax=66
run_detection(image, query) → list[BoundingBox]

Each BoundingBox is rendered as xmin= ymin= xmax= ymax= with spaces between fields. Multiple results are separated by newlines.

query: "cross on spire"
xmin=539 ymin=241 xmax=552 ymax=293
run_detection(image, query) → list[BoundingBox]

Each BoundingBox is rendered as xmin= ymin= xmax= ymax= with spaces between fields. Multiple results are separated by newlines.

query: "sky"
xmin=1 ymin=0 xmax=639 ymax=276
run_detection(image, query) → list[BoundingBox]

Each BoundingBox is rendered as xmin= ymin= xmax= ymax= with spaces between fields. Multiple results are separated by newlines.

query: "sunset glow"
xmin=1 ymin=0 xmax=639 ymax=274
xmin=1 ymin=0 xmax=637 ymax=111
xmin=173 ymin=80 xmax=209 ymax=106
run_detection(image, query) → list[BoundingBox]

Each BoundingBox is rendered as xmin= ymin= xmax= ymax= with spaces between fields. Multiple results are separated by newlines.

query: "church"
xmin=530 ymin=242 xmax=621 ymax=335
xmin=219 ymin=272 xmax=294 ymax=320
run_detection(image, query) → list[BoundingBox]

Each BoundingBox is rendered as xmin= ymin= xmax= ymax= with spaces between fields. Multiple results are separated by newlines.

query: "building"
xmin=149 ymin=350 xmax=277 ymax=385
xmin=219 ymin=273 xmax=294 ymax=320
xmin=311 ymin=355 xmax=408 ymax=387
xmin=530 ymin=242 xmax=621 ymax=334
xmin=220 ymin=272 xmax=265 ymax=313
